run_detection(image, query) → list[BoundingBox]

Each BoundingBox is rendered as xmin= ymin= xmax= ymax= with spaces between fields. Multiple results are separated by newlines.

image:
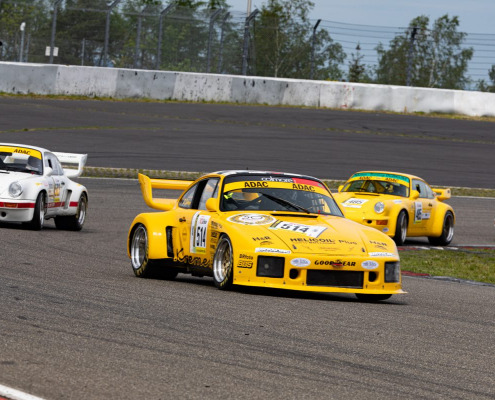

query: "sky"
xmin=226 ymin=0 xmax=495 ymax=84
xmin=227 ymin=0 xmax=495 ymax=34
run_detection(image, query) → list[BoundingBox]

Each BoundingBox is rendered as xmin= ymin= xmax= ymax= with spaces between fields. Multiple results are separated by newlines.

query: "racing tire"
xmin=130 ymin=224 xmax=178 ymax=279
xmin=55 ymin=194 xmax=87 ymax=231
xmin=26 ymin=192 xmax=46 ymax=231
xmin=428 ymin=211 xmax=454 ymax=246
xmin=212 ymin=235 xmax=234 ymax=290
xmin=393 ymin=210 xmax=408 ymax=246
xmin=355 ymin=293 xmax=392 ymax=302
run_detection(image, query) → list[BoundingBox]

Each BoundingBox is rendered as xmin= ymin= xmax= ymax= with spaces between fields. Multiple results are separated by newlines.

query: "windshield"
xmin=221 ymin=175 xmax=344 ymax=216
xmin=342 ymin=179 xmax=409 ymax=197
xmin=0 ymin=146 xmax=43 ymax=175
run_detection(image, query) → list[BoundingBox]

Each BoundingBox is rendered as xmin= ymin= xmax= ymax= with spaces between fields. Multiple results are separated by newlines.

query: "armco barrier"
xmin=1 ymin=61 xmax=495 ymax=117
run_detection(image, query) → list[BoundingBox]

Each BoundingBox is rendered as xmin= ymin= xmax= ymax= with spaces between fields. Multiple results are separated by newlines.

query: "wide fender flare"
xmin=386 ymin=203 xmax=409 ymax=233
xmin=127 ymin=212 xmax=172 ymax=260
xmin=67 ymin=184 xmax=88 ymax=204
xmin=429 ymin=205 xmax=455 ymax=237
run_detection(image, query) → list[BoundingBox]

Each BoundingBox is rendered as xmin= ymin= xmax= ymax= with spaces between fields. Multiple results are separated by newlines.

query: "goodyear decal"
xmin=0 ymin=146 xmax=42 ymax=160
xmin=350 ymin=172 xmax=410 ymax=185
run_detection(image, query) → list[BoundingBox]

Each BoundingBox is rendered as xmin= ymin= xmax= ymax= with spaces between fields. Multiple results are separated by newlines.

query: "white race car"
xmin=0 ymin=143 xmax=88 ymax=230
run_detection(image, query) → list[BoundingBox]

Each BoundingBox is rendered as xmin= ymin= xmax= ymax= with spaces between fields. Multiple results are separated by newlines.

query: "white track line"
xmin=0 ymin=384 xmax=45 ymax=400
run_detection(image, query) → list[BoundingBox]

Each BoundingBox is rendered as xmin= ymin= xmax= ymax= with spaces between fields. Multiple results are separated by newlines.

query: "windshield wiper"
xmin=260 ymin=193 xmax=310 ymax=214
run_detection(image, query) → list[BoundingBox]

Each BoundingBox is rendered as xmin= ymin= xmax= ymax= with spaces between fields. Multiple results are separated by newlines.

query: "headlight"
xmin=374 ymin=201 xmax=385 ymax=213
xmin=9 ymin=182 xmax=23 ymax=197
xmin=385 ymin=261 xmax=401 ymax=282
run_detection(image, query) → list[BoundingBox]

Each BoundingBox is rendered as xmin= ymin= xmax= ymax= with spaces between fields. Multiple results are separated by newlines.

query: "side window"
xmin=412 ymin=180 xmax=428 ymax=199
xmin=424 ymin=183 xmax=434 ymax=199
xmin=178 ymin=185 xmax=197 ymax=209
xmin=198 ymin=178 xmax=219 ymax=210
xmin=45 ymin=154 xmax=63 ymax=175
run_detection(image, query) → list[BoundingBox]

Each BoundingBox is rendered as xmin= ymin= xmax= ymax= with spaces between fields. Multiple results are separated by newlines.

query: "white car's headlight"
xmin=374 ymin=201 xmax=385 ymax=213
xmin=9 ymin=181 xmax=23 ymax=197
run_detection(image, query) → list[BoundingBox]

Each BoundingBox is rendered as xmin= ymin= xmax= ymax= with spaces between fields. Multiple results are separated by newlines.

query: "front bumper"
xmin=233 ymin=253 xmax=404 ymax=295
xmin=0 ymin=199 xmax=35 ymax=223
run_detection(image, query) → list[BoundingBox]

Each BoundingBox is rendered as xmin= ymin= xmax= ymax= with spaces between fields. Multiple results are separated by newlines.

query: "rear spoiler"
xmin=432 ymin=188 xmax=451 ymax=201
xmin=138 ymin=173 xmax=193 ymax=211
xmin=53 ymin=152 xmax=87 ymax=178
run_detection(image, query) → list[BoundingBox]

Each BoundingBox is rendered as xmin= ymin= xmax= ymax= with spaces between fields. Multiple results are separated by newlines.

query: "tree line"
xmin=1 ymin=0 xmax=494 ymax=92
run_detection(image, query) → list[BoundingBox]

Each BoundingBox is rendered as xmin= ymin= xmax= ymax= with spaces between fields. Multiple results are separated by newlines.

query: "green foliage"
xmin=400 ymin=249 xmax=495 ymax=284
xmin=476 ymin=65 xmax=495 ymax=92
xmin=376 ymin=14 xmax=473 ymax=89
xmin=347 ymin=43 xmax=373 ymax=83
xmin=253 ymin=0 xmax=344 ymax=80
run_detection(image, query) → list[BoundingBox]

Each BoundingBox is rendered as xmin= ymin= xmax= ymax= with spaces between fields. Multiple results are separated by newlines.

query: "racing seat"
xmin=26 ymin=156 xmax=42 ymax=173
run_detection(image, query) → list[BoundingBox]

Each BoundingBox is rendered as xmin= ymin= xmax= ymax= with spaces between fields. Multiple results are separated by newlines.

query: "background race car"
xmin=0 ymin=143 xmax=88 ymax=230
xmin=333 ymin=171 xmax=455 ymax=246
xmin=128 ymin=170 xmax=405 ymax=301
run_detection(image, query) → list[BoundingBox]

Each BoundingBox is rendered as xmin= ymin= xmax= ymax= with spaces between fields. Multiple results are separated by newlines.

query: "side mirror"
xmin=410 ymin=190 xmax=420 ymax=200
xmin=44 ymin=166 xmax=53 ymax=177
xmin=338 ymin=185 xmax=343 ymax=193
xmin=206 ymin=198 xmax=219 ymax=212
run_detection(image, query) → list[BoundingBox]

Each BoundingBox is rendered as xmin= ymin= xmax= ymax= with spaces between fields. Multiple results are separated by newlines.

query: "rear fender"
xmin=429 ymin=206 xmax=455 ymax=237
xmin=127 ymin=212 xmax=173 ymax=260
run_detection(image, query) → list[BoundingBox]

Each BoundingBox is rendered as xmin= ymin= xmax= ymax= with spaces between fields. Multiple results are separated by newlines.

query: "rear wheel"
xmin=355 ymin=293 xmax=392 ymax=302
xmin=213 ymin=235 xmax=234 ymax=290
xmin=428 ymin=211 xmax=454 ymax=246
xmin=393 ymin=210 xmax=408 ymax=246
xmin=55 ymin=194 xmax=87 ymax=231
xmin=130 ymin=224 xmax=178 ymax=279
xmin=26 ymin=192 xmax=45 ymax=230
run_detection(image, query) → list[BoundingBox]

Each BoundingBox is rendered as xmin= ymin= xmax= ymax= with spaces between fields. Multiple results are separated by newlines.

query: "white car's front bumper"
xmin=0 ymin=199 xmax=35 ymax=223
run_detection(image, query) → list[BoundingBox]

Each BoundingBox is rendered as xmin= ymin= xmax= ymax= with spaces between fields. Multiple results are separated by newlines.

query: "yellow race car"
xmin=333 ymin=171 xmax=455 ymax=246
xmin=127 ymin=171 xmax=405 ymax=301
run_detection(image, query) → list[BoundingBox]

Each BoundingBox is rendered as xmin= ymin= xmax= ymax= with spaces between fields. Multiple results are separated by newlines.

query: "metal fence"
xmin=1 ymin=0 xmax=494 ymax=88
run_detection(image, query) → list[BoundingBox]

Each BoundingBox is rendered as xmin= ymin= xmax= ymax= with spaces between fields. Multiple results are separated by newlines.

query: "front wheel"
xmin=355 ymin=293 xmax=392 ymax=302
xmin=130 ymin=224 xmax=178 ymax=279
xmin=428 ymin=211 xmax=454 ymax=246
xmin=393 ymin=210 xmax=408 ymax=246
xmin=212 ymin=235 xmax=234 ymax=290
xmin=26 ymin=192 xmax=46 ymax=230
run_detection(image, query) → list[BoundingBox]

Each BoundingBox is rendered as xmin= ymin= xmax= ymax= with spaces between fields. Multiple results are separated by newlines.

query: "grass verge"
xmin=399 ymin=248 xmax=495 ymax=284
xmin=80 ymin=167 xmax=495 ymax=198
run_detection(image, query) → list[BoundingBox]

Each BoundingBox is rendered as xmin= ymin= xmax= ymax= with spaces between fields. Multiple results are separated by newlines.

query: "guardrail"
xmin=1 ymin=61 xmax=495 ymax=117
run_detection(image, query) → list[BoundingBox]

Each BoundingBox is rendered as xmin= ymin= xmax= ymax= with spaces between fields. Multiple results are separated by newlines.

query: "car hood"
xmin=224 ymin=212 xmax=397 ymax=256
xmin=333 ymin=192 xmax=404 ymax=215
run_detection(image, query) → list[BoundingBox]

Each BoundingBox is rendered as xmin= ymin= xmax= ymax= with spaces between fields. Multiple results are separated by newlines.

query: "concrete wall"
xmin=1 ymin=61 xmax=495 ymax=117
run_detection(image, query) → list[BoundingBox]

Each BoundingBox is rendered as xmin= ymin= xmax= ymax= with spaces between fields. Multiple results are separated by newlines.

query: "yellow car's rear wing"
xmin=433 ymin=188 xmax=451 ymax=201
xmin=138 ymin=173 xmax=193 ymax=211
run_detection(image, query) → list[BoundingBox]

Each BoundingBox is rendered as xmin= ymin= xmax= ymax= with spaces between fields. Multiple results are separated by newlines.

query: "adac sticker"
xmin=290 ymin=258 xmax=311 ymax=267
xmin=227 ymin=213 xmax=276 ymax=225
xmin=361 ymin=260 xmax=379 ymax=270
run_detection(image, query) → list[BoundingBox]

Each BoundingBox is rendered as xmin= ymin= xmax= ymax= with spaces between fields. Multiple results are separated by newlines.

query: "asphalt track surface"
xmin=1 ymin=97 xmax=494 ymax=399
xmin=0 ymin=96 xmax=494 ymax=188
xmin=0 ymin=178 xmax=494 ymax=400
